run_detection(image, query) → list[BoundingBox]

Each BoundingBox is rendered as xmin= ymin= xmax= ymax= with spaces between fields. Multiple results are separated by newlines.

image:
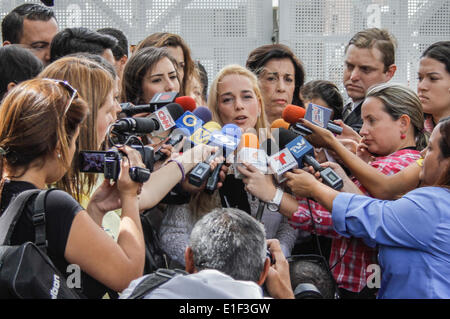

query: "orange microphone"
xmin=270 ymin=118 xmax=290 ymax=131
xmin=282 ymin=104 xmax=306 ymax=124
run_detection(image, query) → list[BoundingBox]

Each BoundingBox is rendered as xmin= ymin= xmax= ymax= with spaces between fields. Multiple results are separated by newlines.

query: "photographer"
xmin=0 ymin=78 xmax=145 ymax=298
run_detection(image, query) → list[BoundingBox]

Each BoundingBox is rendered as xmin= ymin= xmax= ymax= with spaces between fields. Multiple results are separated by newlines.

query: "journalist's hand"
xmin=284 ymin=169 xmax=320 ymax=198
xmin=237 ymin=162 xmax=276 ymax=202
xmin=265 ymin=239 xmax=294 ymax=299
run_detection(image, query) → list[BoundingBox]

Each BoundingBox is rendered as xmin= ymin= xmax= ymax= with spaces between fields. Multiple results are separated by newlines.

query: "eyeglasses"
xmin=43 ymin=78 xmax=78 ymax=117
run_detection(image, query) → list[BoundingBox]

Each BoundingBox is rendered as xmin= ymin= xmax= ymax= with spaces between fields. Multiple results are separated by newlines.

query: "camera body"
xmin=79 ymin=145 xmax=154 ymax=183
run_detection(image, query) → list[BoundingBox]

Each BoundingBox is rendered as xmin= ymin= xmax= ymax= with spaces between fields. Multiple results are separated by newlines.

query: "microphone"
xmin=234 ymin=133 xmax=268 ymax=179
xmin=119 ymin=93 xmax=195 ymax=116
xmin=270 ymin=118 xmax=290 ymax=131
xmin=189 ymin=127 xmax=240 ymax=187
xmin=175 ymin=96 xmax=196 ymax=113
xmin=282 ymin=104 xmax=306 ymax=124
xmin=112 ymin=117 xmax=159 ymax=135
xmin=147 ymin=103 xmax=184 ymax=135
xmin=193 ymin=106 xmax=212 ymax=123
xmin=153 ymin=134 xmax=184 ymax=162
xmin=305 ymin=103 xmax=343 ymax=135
xmin=272 ymin=129 xmax=343 ymax=189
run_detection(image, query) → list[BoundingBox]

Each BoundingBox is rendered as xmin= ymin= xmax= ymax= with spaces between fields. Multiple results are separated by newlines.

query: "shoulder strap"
xmin=127 ymin=268 xmax=188 ymax=299
xmin=0 ymin=189 xmax=41 ymax=245
xmin=32 ymin=188 xmax=57 ymax=253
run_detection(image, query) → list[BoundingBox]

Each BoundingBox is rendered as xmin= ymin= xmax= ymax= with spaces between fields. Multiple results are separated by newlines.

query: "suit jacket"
xmin=343 ymin=100 xmax=363 ymax=133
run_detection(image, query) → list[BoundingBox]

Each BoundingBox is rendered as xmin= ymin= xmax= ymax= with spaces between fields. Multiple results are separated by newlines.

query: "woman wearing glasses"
xmin=0 ymin=78 xmax=145 ymax=298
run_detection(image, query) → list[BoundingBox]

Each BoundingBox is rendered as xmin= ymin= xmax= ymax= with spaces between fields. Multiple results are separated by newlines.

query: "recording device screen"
xmin=325 ymin=171 xmax=338 ymax=182
xmin=79 ymin=151 xmax=106 ymax=173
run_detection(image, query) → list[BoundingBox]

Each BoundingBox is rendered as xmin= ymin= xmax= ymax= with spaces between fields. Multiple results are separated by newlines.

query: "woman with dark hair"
xmin=418 ymin=41 xmax=450 ymax=133
xmin=285 ymin=116 xmax=450 ymax=298
xmin=246 ymin=44 xmax=305 ymax=124
xmin=135 ymin=32 xmax=195 ymax=97
xmin=300 ymin=80 xmax=344 ymax=121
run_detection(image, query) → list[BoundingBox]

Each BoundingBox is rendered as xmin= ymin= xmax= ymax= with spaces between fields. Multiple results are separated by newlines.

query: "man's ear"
xmin=184 ymin=246 xmax=197 ymax=274
xmin=2 ymin=41 xmax=11 ymax=46
xmin=385 ymin=64 xmax=397 ymax=81
xmin=257 ymin=257 xmax=271 ymax=286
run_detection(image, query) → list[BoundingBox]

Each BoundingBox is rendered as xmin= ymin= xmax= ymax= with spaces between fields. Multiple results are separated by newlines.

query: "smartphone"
xmin=78 ymin=151 xmax=106 ymax=173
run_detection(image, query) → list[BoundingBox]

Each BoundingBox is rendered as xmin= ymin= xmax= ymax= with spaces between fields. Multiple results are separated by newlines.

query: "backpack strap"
xmin=127 ymin=268 xmax=188 ymax=299
xmin=32 ymin=189 xmax=57 ymax=254
xmin=0 ymin=189 xmax=41 ymax=245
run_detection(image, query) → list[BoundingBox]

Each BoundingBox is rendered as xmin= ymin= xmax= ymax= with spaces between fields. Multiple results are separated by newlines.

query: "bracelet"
xmin=167 ymin=159 xmax=185 ymax=182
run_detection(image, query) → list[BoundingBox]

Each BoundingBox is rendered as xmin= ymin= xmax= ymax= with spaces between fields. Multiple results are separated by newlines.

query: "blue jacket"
xmin=332 ymin=187 xmax=450 ymax=299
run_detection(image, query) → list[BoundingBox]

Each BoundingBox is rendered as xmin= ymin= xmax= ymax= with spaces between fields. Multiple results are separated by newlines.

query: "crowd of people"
xmin=0 ymin=3 xmax=449 ymax=299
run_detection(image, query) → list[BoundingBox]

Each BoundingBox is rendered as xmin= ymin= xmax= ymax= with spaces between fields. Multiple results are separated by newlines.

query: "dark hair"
xmin=0 ymin=45 xmax=43 ymax=100
xmin=122 ymin=46 xmax=180 ymax=104
xmin=97 ymin=27 xmax=129 ymax=60
xmin=246 ymin=43 xmax=305 ymax=107
xmin=345 ymin=28 xmax=397 ymax=72
xmin=50 ymin=27 xmax=118 ymax=62
xmin=421 ymin=41 xmax=450 ymax=75
xmin=195 ymin=61 xmax=208 ymax=102
xmin=1 ymin=3 xmax=56 ymax=43
xmin=300 ymin=80 xmax=344 ymax=120
xmin=289 ymin=258 xmax=336 ymax=299
xmin=135 ymin=32 xmax=194 ymax=96
xmin=436 ymin=116 xmax=450 ymax=188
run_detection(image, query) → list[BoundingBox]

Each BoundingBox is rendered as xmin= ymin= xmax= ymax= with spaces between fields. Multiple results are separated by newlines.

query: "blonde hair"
xmin=38 ymin=56 xmax=114 ymax=201
xmin=208 ymin=64 xmax=268 ymax=133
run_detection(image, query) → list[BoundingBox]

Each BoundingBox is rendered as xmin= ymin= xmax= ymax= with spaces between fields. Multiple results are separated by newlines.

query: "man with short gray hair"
xmin=121 ymin=208 xmax=294 ymax=299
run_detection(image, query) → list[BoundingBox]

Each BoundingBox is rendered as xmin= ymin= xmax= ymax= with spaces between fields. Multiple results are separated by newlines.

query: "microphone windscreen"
xmin=277 ymin=127 xmax=299 ymax=149
xmin=240 ymin=133 xmax=259 ymax=149
xmin=175 ymin=96 xmax=196 ymax=112
xmin=222 ymin=123 xmax=242 ymax=140
xmin=165 ymin=103 xmax=184 ymax=121
xmin=282 ymin=104 xmax=306 ymax=124
xmin=193 ymin=106 xmax=212 ymax=123
xmin=203 ymin=121 xmax=222 ymax=132
xmin=270 ymin=118 xmax=290 ymax=130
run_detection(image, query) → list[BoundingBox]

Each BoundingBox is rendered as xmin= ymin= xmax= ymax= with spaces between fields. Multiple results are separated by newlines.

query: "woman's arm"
xmin=138 ymin=144 xmax=217 ymax=211
xmin=65 ymin=147 xmax=145 ymax=292
xmin=299 ymin=119 xmax=421 ymax=199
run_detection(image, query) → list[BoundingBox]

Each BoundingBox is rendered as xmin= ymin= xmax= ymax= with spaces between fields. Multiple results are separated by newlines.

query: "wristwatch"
xmin=267 ymin=188 xmax=283 ymax=212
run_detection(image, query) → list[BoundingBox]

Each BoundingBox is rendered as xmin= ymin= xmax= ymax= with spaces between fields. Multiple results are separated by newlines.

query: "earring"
xmin=400 ymin=133 xmax=406 ymax=139
xmin=57 ymin=153 xmax=61 ymax=158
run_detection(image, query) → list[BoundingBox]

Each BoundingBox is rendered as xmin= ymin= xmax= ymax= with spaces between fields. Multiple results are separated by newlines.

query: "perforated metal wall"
xmin=279 ymin=0 xmax=450 ymax=99
xmin=1 ymin=0 xmax=273 ymax=87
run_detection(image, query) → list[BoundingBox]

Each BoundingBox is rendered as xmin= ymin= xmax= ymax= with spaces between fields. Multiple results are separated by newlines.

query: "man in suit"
xmin=342 ymin=28 xmax=397 ymax=133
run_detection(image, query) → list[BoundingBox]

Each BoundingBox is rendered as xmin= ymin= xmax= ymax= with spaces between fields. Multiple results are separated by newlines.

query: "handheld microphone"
xmin=112 ymin=117 xmax=159 ymax=135
xmin=305 ymin=103 xmax=343 ymax=135
xmin=120 ymin=93 xmax=195 ymax=116
xmin=282 ymin=104 xmax=306 ymax=124
xmin=270 ymin=118 xmax=290 ymax=131
xmin=278 ymin=129 xmax=343 ymax=189
xmin=153 ymin=134 xmax=184 ymax=162
xmin=147 ymin=103 xmax=184 ymax=135
xmin=192 ymin=106 xmax=212 ymax=123
xmin=204 ymin=124 xmax=242 ymax=194
xmin=234 ymin=133 xmax=267 ymax=179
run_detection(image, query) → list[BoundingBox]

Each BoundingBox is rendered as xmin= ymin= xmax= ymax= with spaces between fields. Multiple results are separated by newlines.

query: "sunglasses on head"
xmin=43 ymin=78 xmax=78 ymax=116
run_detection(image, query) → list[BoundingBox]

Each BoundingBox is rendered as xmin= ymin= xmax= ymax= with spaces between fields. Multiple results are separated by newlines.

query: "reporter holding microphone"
xmin=284 ymin=116 xmax=450 ymax=299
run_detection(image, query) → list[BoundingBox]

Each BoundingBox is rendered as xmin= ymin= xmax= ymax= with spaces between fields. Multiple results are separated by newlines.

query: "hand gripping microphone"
xmin=278 ymin=129 xmax=343 ymax=190
xmin=234 ymin=133 xmax=268 ymax=179
xmin=205 ymin=124 xmax=242 ymax=194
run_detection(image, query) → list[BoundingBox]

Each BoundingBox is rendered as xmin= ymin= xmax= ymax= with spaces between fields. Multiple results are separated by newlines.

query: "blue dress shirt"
xmin=332 ymin=187 xmax=450 ymax=299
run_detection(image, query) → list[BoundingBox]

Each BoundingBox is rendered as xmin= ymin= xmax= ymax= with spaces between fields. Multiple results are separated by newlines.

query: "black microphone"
xmin=112 ymin=117 xmax=159 ymax=134
xmin=120 ymin=103 xmax=155 ymax=117
xmin=153 ymin=134 xmax=184 ymax=162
